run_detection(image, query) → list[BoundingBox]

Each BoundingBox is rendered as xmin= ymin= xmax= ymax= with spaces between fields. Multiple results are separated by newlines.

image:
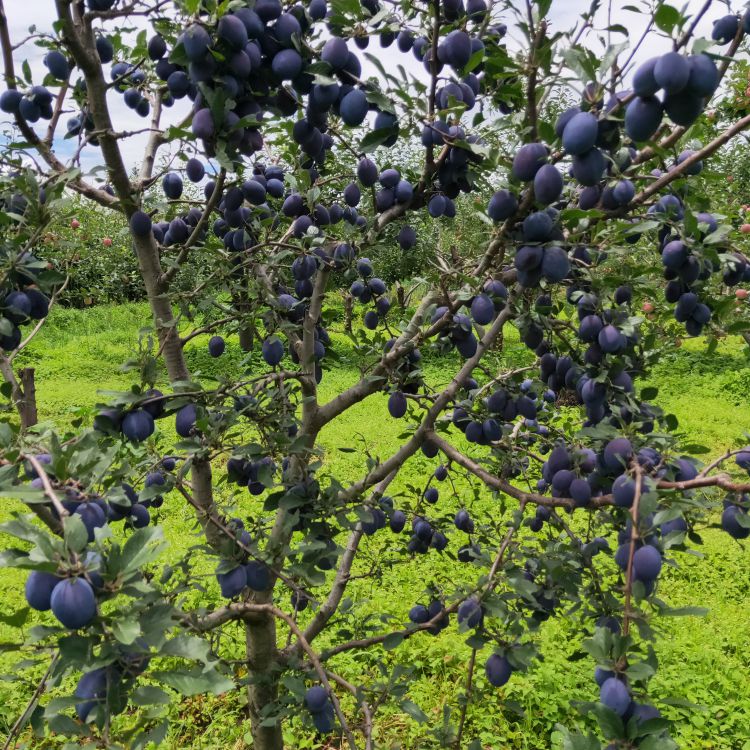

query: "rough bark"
xmin=245 ymin=608 xmax=283 ymax=750
xmin=18 ymin=368 xmax=37 ymax=429
xmin=238 ymin=324 xmax=254 ymax=353
xmin=0 ymin=360 xmax=37 ymax=430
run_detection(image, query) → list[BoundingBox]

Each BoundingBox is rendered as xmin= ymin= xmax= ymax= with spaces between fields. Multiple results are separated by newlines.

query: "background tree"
xmin=0 ymin=1 xmax=748 ymax=749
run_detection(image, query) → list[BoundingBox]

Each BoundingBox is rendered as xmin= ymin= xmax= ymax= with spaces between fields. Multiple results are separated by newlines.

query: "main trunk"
xmin=55 ymin=7 xmax=286 ymax=745
xmin=245 ymin=612 xmax=283 ymax=750
xmin=133 ymin=236 xmax=284 ymax=744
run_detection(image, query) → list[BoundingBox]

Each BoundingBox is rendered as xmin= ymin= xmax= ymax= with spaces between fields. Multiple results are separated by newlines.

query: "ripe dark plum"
xmin=357 ymin=157 xmax=378 ymax=186
xmin=624 ymin=96 xmax=663 ymax=141
xmin=389 ymin=509 xmax=406 ymax=532
xmin=600 ymin=677 xmax=631 ymax=716
xmin=388 ymin=391 xmax=407 ymax=418
xmin=75 ymin=502 xmax=106 ymax=541
xmin=25 ymin=571 xmax=61 ymax=611
xmin=262 ymin=337 xmax=285 ymax=366
xmin=533 ymin=164 xmax=563 ymax=205
xmin=485 ymin=654 xmax=512 ymax=687
xmin=50 ymin=577 xmax=96 ymax=629
xmin=217 ymin=566 xmax=247 ymax=597
xmin=245 ymin=561 xmax=272 ymax=590
xmin=512 ymin=142 xmax=547 ymax=182
xmin=541 ymin=247 xmax=570 ymax=283
xmin=487 ymin=189 xmax=517 ymax=221
xmin=612 ymin=475 xmax=635 ymax=507
xmin=522 ymin=211 xmax=553 ymax=242
xmin=633 ymin=57 xmax=659 ymax=96
xmin=470 ymin=293 xmax=495 ymax=324
xmin=339 ymin=89 xmax=368 ymax=125
xmin=633 ymin=545 xmax=662 ymax=582
xmin=722 ymin=505 xmax=750 ymax=539
xmin=181 ymin=25 xmax=212 ymax=62
xmin=272 ymin=49 xmax=303 ymax=79
xmin=121 ymin=409 xmax=155 ymax=442
xmin=208 ymin=335 xmax=225 ymax=357
xmin=712 ymin=14 xmax=739 ymax=44
xmin=457 ymin=597 xmax=483 ymax=628
xmin=663 ymin=90 xmax=704 ymax=127
xmin=44 ymin=51 xmax=70 ymax=80
xmin=398 ymin=225 xmax=417 ymax=249
xmin=598 ymin=324 xmax=626 ymax=353
xmin=162 ymin=172 xmax=183 ymax=199
xmin=686 ymin=54 xmax=718 ymax=96
xmin=570 ymin=478 xmax=592 ymax=506
xmin=603 ymin=438 xmax=633 ymax=473
xmin=561 ymin=111 xmax=598 ymax=155
xmin=438 ymin=30 xmax=472 ymax=69
xmin=128 ymin=207 xmax=155 ymax=239
xmin=571 ymin=148 xmax=606 ymax=186
xmin=175 ymin=403 xmax=198 ymax=437
xmin=654 ymin=52 xmax=690 ymax=93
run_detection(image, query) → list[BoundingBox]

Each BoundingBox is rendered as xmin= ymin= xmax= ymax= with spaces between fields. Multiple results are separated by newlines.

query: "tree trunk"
xmin=0 ymin=359 xmax=37 ymax=430
xmin=344 ymin=292 xmax=353 ymax=336
xmin=238 ymin=323 xmax=254 ymax=352
xmin=54 ymin=9 xmax=286 ymax=741
xmin=396 ymin=283 xmax=406 ymax=311
xmin=18 ymin=368 xmax=37 ymax=429
xmin=245 ymin=612 xmax=283 ymax=750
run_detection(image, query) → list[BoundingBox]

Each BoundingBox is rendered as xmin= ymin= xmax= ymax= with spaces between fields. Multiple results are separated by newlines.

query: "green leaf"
xmin=639 ymin=734 xmax=678 ymax=750
xmin=63 ymin=514 xmax=89 ymax=553
xmin=131 ymin=719 xmax=170 ymax=750
xmin=383 ymin=632 xmax=404 ymax=650
xmin=625 ymin=660 xmax=655 ymax=681
xmin=152 ymin=667 xmax=234 ymax=696
xmin=117 ymin=526 xmax=166 ymax=576
xmin=660 ymin=605 xmax=708 ymax=617
xmin=592 ymin=704 xmax=624 ymax=738
xmin=161 ymin=634 xmax=213 ymax=663
xmin=112 ymin=616 xmax=141 ymax=645
xmin=0 ymin=607 xmax=29 ymax=627
xmin=131 ymin=685 xmax=171 ymax=706
xmin=400 ymin=699 xmax=428 ymax=723
xmin=654 ymin=4 xmax=681 ymax=34
xmin=360 ymin=126 xmax=398 ymax=153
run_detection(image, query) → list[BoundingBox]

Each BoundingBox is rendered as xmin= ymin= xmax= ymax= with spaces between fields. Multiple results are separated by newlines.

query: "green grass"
xmin=0 ymin=303 xmax=749 ymax=749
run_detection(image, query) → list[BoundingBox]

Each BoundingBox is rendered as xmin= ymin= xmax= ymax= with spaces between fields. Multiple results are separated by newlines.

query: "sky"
xmin=0 ymin=0 xmax=720 ymax=177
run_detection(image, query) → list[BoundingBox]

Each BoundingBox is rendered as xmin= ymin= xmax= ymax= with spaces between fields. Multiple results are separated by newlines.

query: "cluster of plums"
xmin=27 ymin=454 xmax=172 ymax=541
xmin=0 ymin=248 xmax=50 ymax=351
xmin=95 ymin=389 xmax=166 ymax=443
xmin=227 ymin=455 xmax=277 ymax=496
xmin=25 ymin=569 xmax=98 ymax=629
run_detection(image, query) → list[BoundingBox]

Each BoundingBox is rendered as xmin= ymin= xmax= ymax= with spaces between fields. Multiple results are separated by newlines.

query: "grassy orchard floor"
xmin=0 ymin=303 xmax=748 ymax=749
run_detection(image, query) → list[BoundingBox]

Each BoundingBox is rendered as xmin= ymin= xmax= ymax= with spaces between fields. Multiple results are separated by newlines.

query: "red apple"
xmin=70 ymin=219 xmax=80 ymax=229
xmin=741 ymin=224 xmax=750 ymax=234
xmin=103 ymin=237 xmax=112 ymax=247
xmin=736 ymin=289 xmax=749 ymax=300
xmin=642 ymin=301 xmax=654 ymax=313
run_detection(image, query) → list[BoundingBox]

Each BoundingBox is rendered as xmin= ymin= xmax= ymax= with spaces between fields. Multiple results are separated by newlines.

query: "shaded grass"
xmin=0 ymin=303 xmax=748 ymax=749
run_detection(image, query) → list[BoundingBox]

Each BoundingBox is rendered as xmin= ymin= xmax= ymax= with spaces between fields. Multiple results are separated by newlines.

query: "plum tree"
xmin=0 ymin=2 xmax=749 ymax=750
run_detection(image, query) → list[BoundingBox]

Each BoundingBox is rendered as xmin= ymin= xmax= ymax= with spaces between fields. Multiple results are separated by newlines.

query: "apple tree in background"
xmin=0 ymin=0 xmax=750 ymax=747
